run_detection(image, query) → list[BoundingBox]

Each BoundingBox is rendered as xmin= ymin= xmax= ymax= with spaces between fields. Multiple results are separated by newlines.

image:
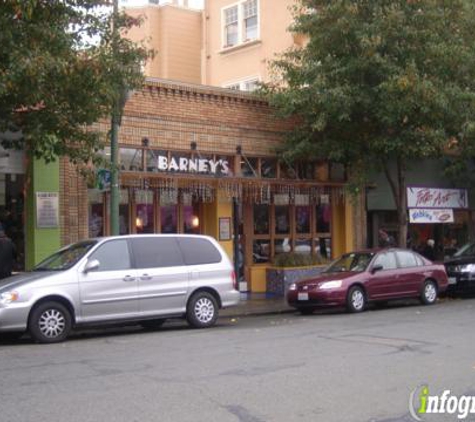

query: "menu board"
xmin=36 ymin=192 xmax=59 ymax=228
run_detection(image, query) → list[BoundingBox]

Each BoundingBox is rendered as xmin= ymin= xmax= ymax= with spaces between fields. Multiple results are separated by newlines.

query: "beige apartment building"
xmin=123 ymin=0 xmax=299 ymax=89
xmin=124 ymin=1 xmax=202 ymax=83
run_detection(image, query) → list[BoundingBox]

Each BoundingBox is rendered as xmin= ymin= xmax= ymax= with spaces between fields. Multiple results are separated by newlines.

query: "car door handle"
xmin=140 ymin=274 xmax=152 ymax=281
xmin=123 ymin=275 xmax=136 ymax=282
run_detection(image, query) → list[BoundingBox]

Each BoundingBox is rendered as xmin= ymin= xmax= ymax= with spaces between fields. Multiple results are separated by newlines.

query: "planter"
xmin=266 ymin=265 xmax=325 ymax=297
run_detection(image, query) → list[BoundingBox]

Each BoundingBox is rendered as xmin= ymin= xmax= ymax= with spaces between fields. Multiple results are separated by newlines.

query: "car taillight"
xmin=231 ymin=270 xmax=238 ymax=290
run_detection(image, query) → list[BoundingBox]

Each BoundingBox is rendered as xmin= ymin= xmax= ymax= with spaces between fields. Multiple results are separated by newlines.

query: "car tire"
xmin=421 ymin=280 xmax=438 ymax=305
xmin=140 ymin=319 xmax=166 ymax=330
xmin=186 ymin=292 xmax=219 ymax=328
xmin=298 ymin=308 xmax=315 ymax=315
xmin=346 ymin=286 xmax=366 ymax=313
xmin=0 ymin=331 xmax=24 ymax=342
xmin=28 ymin=301 xmax=72 ymax=344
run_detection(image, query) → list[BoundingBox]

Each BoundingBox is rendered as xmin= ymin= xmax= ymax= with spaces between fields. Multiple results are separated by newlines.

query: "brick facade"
xmin=60 ymin=79 xmax=365 ymax=269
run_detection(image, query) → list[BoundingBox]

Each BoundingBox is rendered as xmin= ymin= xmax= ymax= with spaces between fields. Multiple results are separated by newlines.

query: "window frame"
xmin=221 ymin=0 xmax=260 ymax=49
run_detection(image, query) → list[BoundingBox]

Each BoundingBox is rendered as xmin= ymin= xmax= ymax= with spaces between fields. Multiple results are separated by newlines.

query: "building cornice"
xmin=144 ymin=77 xmax=267 ymax=105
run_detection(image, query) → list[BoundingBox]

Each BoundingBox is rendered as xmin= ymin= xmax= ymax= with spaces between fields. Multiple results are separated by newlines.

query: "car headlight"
xmin=459 ymin=264 xmax=475 ymax=273
xmin=319 ymin=280 xmax=342 ymax=290
xmin=288 ymin=283 xmax=297 ymax=291
xmin=0 ymin=291 xmax=19 ymax=304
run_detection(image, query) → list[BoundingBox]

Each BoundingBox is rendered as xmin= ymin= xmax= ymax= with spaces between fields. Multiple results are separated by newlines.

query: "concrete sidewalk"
xmin=220 ymin=292 xmax=294 ymax=318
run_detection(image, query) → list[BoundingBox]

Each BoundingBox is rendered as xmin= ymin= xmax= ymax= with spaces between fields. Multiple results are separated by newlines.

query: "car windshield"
xmin=453 ymin=242 xmax=475 ymax=258
xmin=34 ymin=240 xmax=98 ymax=271
xmin=324 ymin=252 xmax=375 ymax=273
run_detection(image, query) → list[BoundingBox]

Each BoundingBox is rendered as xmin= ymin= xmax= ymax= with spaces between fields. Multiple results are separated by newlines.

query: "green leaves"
xmin=265 ymin=0 xmax=475 ymax=179
xmin=0 ymin=0 xmax=152 ymax=164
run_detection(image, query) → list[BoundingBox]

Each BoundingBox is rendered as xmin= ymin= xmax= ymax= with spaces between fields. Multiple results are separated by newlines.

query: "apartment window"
xmin=224 ymin=6 xmax=239 ymax=47
xmin=222 ymin=0 xmax=259 ymax=48
xmin=243 ymin=0 xmax=258 ymax=41
xmin=224 ymin=78 xmax=259 ymax=92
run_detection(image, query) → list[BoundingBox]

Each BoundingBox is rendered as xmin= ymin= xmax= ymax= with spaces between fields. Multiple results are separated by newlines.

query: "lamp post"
xmin=110 ymin=0 xmax=120 ymax=235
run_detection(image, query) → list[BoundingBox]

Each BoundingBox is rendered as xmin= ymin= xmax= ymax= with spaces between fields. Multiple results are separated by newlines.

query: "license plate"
xmin=448 ymin=277 xmax=457 ymax=285
xmin=298 ymin=292 xmax=309 ymax=301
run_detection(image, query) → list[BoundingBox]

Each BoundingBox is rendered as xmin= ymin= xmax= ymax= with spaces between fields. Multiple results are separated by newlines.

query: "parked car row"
xmin=443 ymin=242 xmax=475 ymax=294
xmin=287 ymin=248 xmax=448 ymax=314
xmin=0 ymin=234 xmax=239 ymax=343
xmin=0 ymin=235 xmax=472 ymax=344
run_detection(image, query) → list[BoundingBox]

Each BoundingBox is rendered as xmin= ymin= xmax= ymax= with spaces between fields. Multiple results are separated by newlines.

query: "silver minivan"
xmin=0 ymin=234 xmax=240 ymax=343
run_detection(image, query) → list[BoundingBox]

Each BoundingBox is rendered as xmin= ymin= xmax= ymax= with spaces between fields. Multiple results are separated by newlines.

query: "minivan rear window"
xmin=131 ymin=237 xmax=184 ymax=268
xmin=178 ymin=238 xmax=222 ymax=265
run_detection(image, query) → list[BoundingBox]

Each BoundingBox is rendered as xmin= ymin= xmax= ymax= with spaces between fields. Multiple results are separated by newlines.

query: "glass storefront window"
xmin=330 ymin=163 xmax=346 ymax=182
xmin=253 ymin=240 xmax=270 ymax=263
xmin=274 ymin=238 xmax=291 ymax=255
xmin=217 ymin=155 xmax=234 ymax=176
xmin=298 ymin=162 xmax=315 ymax=180
xmin=253 ymin=204 xmax=269 ymax=235
xmin=119 ymin=189 xmax=130 ymax=235
xmin=296 ymin=205 xmax=310 ymax=234
xmin=88 ymin=190 xmax=104 ymax=238
xmin=135 ymin=190 xmax=154 ymax=234
xmin=242 ymin=157 xmax=259 ymax=177
xmin=182 ymin=193 xmax=200 ymax=234
xmin=261 ymin=158 xmax=277 ymax=178
xmin=160 ymin=190 xmax=178 ymax=233
xmin=279 ymin=161 xmax=297 ymax=179
xmin=295 ymin=238 xmax=312 ymax=255
xmin=275 ymin=205 xmax=290 ymax=234
xmin=315 ymin=237 xmax=331 ymax=259
xmin=317 ymin=198 xmax=331 ymax=233
xmin=120 ymin=148 xmax=142 ymax=171
xmin=146 ymin=149 xmax=167 ymax=172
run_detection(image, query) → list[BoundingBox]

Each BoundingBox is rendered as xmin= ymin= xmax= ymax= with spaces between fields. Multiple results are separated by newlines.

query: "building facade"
xmin=123 ymin=0 xmax=300 ymax=90
xmin=58 ymin=79 xmax=363 ymax=291
xmin=124 ymin=2 xmax=202 ymax=83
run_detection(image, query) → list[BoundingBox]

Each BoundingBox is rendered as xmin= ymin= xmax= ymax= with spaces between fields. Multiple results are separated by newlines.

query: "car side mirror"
xmin=84 ymin=259 xmax=100 ymax=273
xmin=371 ymin=264 xmax=383 ymax=274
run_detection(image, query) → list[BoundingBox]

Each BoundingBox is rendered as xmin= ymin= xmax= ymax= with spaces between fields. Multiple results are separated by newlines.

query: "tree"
xmin=0 ymin=0 xmax=151 ymax=165
xmin=264 ymin=0 xmax=475 ymax=247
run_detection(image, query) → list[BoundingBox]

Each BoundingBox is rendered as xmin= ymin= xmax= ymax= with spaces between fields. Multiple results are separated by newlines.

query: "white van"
xmin=0 ymin=234 xmax=240 ymax=343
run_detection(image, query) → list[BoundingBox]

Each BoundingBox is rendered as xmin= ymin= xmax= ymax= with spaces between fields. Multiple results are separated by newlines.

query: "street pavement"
xmin=0 ymin=295 xmax=474 ymax=422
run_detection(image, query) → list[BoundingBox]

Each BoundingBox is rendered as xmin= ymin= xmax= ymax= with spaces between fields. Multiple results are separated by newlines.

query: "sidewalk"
xmin=220 ymin=292 xmax=294 ymax=318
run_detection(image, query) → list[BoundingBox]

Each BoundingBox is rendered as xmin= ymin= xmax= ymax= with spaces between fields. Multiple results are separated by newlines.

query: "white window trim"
xmin=223 ymin=76 xmax=261 ymax=92
xmin=221 ymin=0 xmax=260 ymax=49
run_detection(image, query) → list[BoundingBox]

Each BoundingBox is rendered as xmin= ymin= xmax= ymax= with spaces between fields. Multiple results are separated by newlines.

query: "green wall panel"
xmin=25 ymin=159 xmax=61 ymax=270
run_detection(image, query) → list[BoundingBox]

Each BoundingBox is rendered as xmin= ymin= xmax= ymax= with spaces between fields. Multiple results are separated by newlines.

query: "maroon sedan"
xmin=287 ymin=248 xmax=448 ymax=314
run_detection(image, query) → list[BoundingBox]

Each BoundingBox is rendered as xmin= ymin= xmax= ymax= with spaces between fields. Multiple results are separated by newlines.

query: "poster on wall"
xmin=36 ymin=192 xmax=59 ymax=229
xmin=219 ymin=217 xmax=231 ymax=241
xmin=409 ymin=208 xmax=454 ymax=224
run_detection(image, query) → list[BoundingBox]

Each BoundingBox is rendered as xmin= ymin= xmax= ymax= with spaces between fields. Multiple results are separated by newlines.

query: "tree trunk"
xmin=383 ymin=158 xmax=408 ymax=248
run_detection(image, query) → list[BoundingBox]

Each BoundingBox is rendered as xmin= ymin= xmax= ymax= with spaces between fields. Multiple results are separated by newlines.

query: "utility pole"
xmin=110 ymin=0 xmax=120 ymax=235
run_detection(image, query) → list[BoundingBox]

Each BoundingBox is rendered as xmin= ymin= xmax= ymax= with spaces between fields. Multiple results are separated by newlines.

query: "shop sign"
xmin=157 ymin=155 xmax=230 ymax=175
xmin=409 ymin=208 xmax=454 ymax=224
xmin=36 ymin=192 xmax=59 ymax=229
xmin=96 ymin=169 xmax=111 ymax=191
xmin=407 ymin=187 xmax=468 ymax=209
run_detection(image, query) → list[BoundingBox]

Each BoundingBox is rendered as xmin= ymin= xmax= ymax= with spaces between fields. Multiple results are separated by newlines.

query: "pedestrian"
xmin=378 ymin=229 xmax=395 ymax=247
xmin=0 ymin=226 xmax=16 ymax=279
xmin=422 ymin=238 xmax=436 ymax=261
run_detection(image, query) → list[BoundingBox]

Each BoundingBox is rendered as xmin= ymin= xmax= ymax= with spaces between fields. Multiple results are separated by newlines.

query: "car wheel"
xmin=140 ymin=319 xmax=166 ymax=330
xmin=28 ymin=302 xmax=72 ymax=344
xmin=421 ymin=280 xmax=438 ymax=305
xmin=186 ymin=292 xmax=218 ymax=328
xmin=347 ymin=286 xmax=366 ymax=313
xmin=298 ymin=308 xmax=315 ymax=315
